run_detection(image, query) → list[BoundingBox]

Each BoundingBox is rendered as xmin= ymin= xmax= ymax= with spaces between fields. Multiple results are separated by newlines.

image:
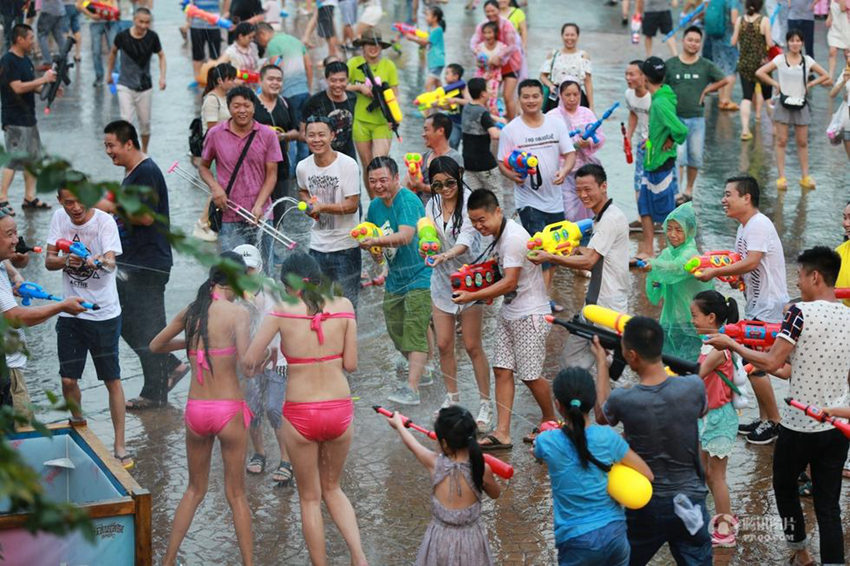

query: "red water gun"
xmin=183 ymin=3 xmax=233 ymax=29
xmin=620 ymin=122 xmax=633 ymax=164
xmin=450 ymin=260 xmax=500 ymax=304
xmin=683 ymin=250 xmax=745 ymax=291
xmin=55 ymin=238 xmax=102 ymax=268
xmin=236 ymin=69 xmax=260 ymax=83
xmin=836 ymin=288 xmax=850 ymax=299
xmin=785 ymin=398 xmax=850 ymax=438
xmin=374 ymin=406 xmax=514 ymax=479
xmin=81 ymin=0 xmax=120 ymax=20
xmin=720 ymin=320 xmax=780 ymax=350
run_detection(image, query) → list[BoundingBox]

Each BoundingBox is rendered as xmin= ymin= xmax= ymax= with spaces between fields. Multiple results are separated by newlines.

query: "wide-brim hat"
xmin=353 ymin=29 xmax=392 ymax=49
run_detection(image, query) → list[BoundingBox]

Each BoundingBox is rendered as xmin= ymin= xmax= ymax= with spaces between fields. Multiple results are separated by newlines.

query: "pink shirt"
xmin=202 ymin=120 xmax=283 ymax=223
xmin=546 ymin=105 xmax=605 ymax=169
xmin=468 ymin=17 xmax=522 ymax=73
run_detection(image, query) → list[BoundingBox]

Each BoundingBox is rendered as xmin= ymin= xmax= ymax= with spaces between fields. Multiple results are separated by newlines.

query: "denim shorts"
xmin=57 ymin=315 xmax=122 ymax=381
xmin=427 ymin=66 xmax=444 ymax=80
xmin=676 ymin=116 xmax=705 ymax=169
xmin=633 ymin=143 xmax=646 ymax=192
xmin=557 ymin=520 xmax=629 ymax=566
xmin=627 ymin=495 xmax=712 ymax=566
xmin=309 ymin=246 xmax=362 ymax=309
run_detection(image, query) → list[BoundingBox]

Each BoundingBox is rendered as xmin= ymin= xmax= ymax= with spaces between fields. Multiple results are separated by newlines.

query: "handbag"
xmin=208 ymin=129 xmax=257 ymax=233
xmin=779 ymin=55 xmax=807 ymax=110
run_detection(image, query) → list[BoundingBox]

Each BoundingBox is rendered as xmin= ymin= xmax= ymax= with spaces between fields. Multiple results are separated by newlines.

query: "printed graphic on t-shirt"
xmin=327 ymin=107 xmax=353 ymax=151
xmin=308 ymin=173 xmax=342 ymax=232
xmin=378 ymin=221 xmax=396 ymax=263
xmin=517 ymin=131 xmax=559 ymax=152
xmin=64 ymin=234 xmax=102 ymax=289
xmin=735 ymin=236 xmax=762 ymax=314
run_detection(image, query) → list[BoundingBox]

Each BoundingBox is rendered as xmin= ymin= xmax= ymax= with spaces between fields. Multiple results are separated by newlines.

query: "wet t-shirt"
xmin=734 ymin=212 xmax=789 ymax=322
xmin=120 ymin=158 xmax=173 ymax=272
xmin=461 ymin=102 xmax=498 ymax=172
xmin=296 ymin=152 xmax=360 ymax=252
xmin=114 ymin=29 xmax=162 ymax=91
xmin=301 ymin=90 xmax=357 ymax=159
xmin=0 ymin=51 xmax=36 ymax=127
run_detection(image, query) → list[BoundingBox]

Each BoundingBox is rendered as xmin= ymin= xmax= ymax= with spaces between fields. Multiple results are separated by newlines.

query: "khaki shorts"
xmin=9 ymin=368 xmax=32 ymax=419
xmin=3 ymin=125 xmax=42 ymax=171
xmin=352 ymin=119 xmax=393 ymax=142
xmin=493 ymin=314 xmax=550 ymax=381
xmin=382 ymin=288 xmax=431 ymax=353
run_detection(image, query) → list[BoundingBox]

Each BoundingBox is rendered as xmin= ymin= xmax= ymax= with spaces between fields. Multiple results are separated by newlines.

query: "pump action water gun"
xmin=663 ymin=2 xmax=706 ymax=41
xmin=55 ymin=238 xmax=103 ymax=268
xmin=582 ymin=304 xmax=632 ymax=335
xmin=836 ymin=288 xmax=850 ymax=299
xmin=417 ymin=217 xmax=441 ymax=258
xmin=413 ymin=80 xmax=466 ymax=112
xmin=392 ymin=22 xmax=429 ymax=39
xmin=350 ymin=222 xmax=384 ymax=262
xmin=358 ymin=62 xmax=402 ymax=141
xmin=785 ymin=398 xmax=850 ymax=439
xmin=404 ymin=152 xmax=423 ymax=182
xmin=504 ymin=149 xmax=542 ymax=190
xmin=630 ymin=13 xmax=642 ymax=44
xmin=81 ymin=0 xmax=120 ymax=20
xmin=236 ymin=69 xmax=260 ymax=83
xmin=297 ymin=196 xmax=319 ymax=218
xmin=15 ymin=238 xmax=42 ymax=255
xmin=42 ymin=37 xmax=75 ymax=116
xmin=568 ymin=102 xmax=620 ymax=144
xmin=373 ymin=405 xmax=514 ymax=479
xmin=183 ymin=3 xmax=234 ymax=29
xmin=18 ymin=282 xmax=99 ymax=310
xmin=683 ymin=250 xmax=745 ymax=290
xmin=720 ymin=320 xmax=781 ymax=350
xmin=450 ymin=260 xmax=501 ymax=304
xmin=620 ymin=122 xmax=634 ymax=164
xmin=527 ymin=219 xmax=592 ymax=257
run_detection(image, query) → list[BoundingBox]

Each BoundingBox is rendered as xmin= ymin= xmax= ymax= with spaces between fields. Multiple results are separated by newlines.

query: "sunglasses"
xmin=430 ymin=179 xmax=458 ymax=192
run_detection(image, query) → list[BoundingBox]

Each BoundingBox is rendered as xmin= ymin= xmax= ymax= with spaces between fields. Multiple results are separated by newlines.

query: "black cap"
xmin=642 ymin=56 xmax=666 ymax=84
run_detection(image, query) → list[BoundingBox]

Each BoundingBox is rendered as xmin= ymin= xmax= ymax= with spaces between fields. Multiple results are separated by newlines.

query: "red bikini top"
xmin=269 ymin=311 xmax=355 ymax=364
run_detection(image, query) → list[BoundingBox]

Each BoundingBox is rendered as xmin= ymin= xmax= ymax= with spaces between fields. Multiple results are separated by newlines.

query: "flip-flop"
xmin=21 ymin=198 xmax=51 ymax=210
xmin=125 ymin=397 xmax=164 ymax=410
xmin=522 ymin=427 xmax=541 ymax=444
xmin=114 ymin=452 xmax=135 ymax=470
xmin=167 ymin=363 xmax=190 ymax=392
xmin=68 ymin=416 xmax=87 ymax=427
xmin=479 ymin=434 xmax=513 ymax=451
xmin=0 ymin=201 xmax=15 ymax=216
xmin=675 ymin=193 xmax=693 ymax=205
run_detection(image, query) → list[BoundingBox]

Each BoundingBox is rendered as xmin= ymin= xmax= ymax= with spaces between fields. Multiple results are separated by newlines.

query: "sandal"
xmin=522 ymin=426 xmax=541 ymax=444
xmin=479 ymin=434 xmax=513 ymax=451
xmin=167 ymin=363 xmax=190 ymax=392
xmin=246 ymin=453 xmax=266 ymax=474
xmin=0 ymin=201 xmax=15 ymax=216
xmin=114 ymin=452 xmax=135 ymax=470
xmin=675 ymin=193 xmax=693 ymax=205
xmin=799 ymin=480 xmax=813 ymax=497
xmin=719 ymin=101 xmax=740 ymax=111
xmin=799 ymin=176 xmax=816 ymax=189
xmin=776 ymin=177 xmax=788 ymax=190
xmin=549 ymin=301 xmax=564 ymax=313
xmin=740 ymin=131 xmax=753 ymax=141
xmin=125 ymin=396 xmax=164 ymax=410
xmin=21 ymin=198 xmax=51 ymax=210
xmin=272 ymin=461 xmax=293 ymax=486
xmin=68 ymin=416 xmax=87 ymax=427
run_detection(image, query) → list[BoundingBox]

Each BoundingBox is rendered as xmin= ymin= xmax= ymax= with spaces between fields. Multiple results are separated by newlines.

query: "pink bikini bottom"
xmin=283 ymin=398 xmax=354 ymax=442
xmin=184 ymin=399 xmax=253 ymax=437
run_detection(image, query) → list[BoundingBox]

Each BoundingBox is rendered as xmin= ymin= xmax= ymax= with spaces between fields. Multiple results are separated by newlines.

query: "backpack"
xmin=189 ymin=117 xmax=204 ymax=157
xmin=704 ymin=0 xmax=728 ymax=38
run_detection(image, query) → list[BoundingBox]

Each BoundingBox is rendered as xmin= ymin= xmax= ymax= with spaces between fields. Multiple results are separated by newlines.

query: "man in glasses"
xmin=296 ymin=116 xmax=361 ymax=307
xmin=404 ymin=112 xmax=463 ymax=197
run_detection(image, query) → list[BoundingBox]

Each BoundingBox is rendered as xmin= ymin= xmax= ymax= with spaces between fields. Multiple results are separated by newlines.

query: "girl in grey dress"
xmin=385 ymin=406 xmax=501 ymax=565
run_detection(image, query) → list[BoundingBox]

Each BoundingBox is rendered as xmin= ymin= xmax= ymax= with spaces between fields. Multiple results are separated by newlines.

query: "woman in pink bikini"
xmin=151 ymin=252 xmax=255 ymax=566
xmin=244 ymin=252 xmax=367 ymax=566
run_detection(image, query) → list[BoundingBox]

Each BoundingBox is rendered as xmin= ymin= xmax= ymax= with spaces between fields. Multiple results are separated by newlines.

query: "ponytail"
xmin=693 ymin=290 xmax=739 ymax=325
xmin=553 ymin=368 xmax=610 ymax=472
xmin=430 ymin=6 xmax=446 ymax=31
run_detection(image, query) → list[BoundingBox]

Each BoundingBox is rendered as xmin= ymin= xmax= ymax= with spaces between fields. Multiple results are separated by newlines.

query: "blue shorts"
xmin=428 ymin=66 xmax=445 ymax=80
xmin=557 ymin=520 xmax=629 ymax=566
xmin=639 ymin=161 xmax=677 ymax=222
xmin=518 ymin=207 xmax=565 ymax=271
xmin=676 ymin=116 xmax=705 ymax=169
xmin=65 ymin=4 xmax=81 ymax=33
xmin=710 ymin=39 xmax=739 ymax=76
xmin=633 ymin=142 xmax=646 ymax=192
xmin=57 ymin=315 xmax=122 ymax=381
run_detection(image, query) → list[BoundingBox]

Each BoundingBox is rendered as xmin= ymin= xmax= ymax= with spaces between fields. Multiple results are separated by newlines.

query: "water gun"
xmin=663 ymin=2 xmax=706 ymax=41
xmin=413 ymin=80 xmax=466 ymax=112
xmin=42 ymin=37 xmax=75 ymax=116
xmin=720 ymin=320 xmax=780 ymax=350
xmin=785 ymin=398 xmax=850 ymax=439
xmin=836 ymin=288 xmax=850 ymax=299
xmin=582 ymin=304 xmax=632 ymax=335
xmin=361 ymin=274 xmax=386 ymax=288
xmin=476 ymin=52 xmax=489 ymax=68
xmin=568 ymin=102 xmax=619 ymax=144
xmin=620 ymin=122 xmax=633 ymax=164
xmin=392 ymin=22 xmax=429 ymax=40
xmin=236 ymin=69 xmax=260 ymax=83
xmin=373 ymin=406 xmax=514 ymax=479
xmin=683 ymin=250 xmax=745 ymax=290
xmin=15 ymin=238 xmax=42 ymax=255
xmin=450 ymin=260 xmax=501 ymax=304
xmin=350 ymin=222 xmax=384 ymax=262
xmin=526 ymin=219 xmax=592 ymax=257
xmin=630 ymin=13 xmax=642 ymax=44
xmin=504 ymin=149 xmax=542 ymax=189
xmin=417 ymin=217 xmax=441 ymax=257
xmin=297 ymin=196 xmax=318 ymax=217
xmin=81 ymin=0 xmax=120 ymax=20
xmin=358 ymin=62 xmax=402 ymax=141
xmin=183 ymin=3 xmax=234 ymax=30
xmin=18 ymin=282 xmax=99 ymax=310
xmin=404 ymin=152 xmax=423 ymax=182
xmin=55 ymin=238 xmax=102 ymax=268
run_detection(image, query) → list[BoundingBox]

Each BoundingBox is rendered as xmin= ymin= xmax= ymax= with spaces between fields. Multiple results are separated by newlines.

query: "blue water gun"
xmin=568 ymin=102 xmax=620 ymax=144
xmin=18 ymin=282 xmax=99 ymax=310
xmin=770 ymin=2 xmax=781 ymax=25
xmin=55 ymin=238 xmax=102 ymax=268
xmin=663 ymin=2 xmax=706 ymax=41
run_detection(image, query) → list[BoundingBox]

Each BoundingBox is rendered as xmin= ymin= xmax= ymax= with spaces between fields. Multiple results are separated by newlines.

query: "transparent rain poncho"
xmin=645 ymin=202 xmax=714 ymax=362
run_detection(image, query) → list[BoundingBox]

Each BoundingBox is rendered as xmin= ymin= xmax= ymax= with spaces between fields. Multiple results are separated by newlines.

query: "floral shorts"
xmin=699 ymin=402 xmax=738 ymax=459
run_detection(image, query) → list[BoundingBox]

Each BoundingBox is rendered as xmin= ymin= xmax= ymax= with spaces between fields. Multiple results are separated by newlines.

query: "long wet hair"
xmin=428 ymin=156 xmax=466 ymax=239
xmin=692 ymin=290 xmax=740 ymax=326
xmin=279 ymin=252 xmax=326 ymax=316
xmin=552 ymin=368 xmax=610 ymax=472
xmin=434 ymin=406 xmax=484 ymax=493
xmin=184 ymin=251 xmax=247 ymax=370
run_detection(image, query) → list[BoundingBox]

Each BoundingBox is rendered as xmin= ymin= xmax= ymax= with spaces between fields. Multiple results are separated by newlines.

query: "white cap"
xmin=232 ymin=244 xmax=263 ymax=271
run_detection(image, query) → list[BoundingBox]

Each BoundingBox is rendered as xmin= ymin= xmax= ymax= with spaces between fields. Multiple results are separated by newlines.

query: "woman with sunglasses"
xmin=424 ymin=156 xmax=493 ymax=429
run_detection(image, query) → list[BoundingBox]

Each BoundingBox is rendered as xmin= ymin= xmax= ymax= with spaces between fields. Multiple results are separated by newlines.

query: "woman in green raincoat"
xmin=645 ymin=202 xmax=713 ymax=361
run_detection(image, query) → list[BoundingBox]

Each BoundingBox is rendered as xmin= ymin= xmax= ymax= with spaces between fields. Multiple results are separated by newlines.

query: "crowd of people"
xmin=2 ymin=0 xmax=850 ymax=564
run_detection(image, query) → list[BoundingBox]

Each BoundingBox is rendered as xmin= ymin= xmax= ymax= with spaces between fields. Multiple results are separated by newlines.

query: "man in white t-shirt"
xmin=297 ymin=117 xmax=362 ymax=307
xmin=625 ymin=60 xmax=651 ymax=197
xmin=0 ymin=210 xmax=87 ymax=418
xmin=45 ymin=188 xmax=132 ymax=468
xmin=529 ymin=164 xmax=630 ymax=370
xmin=697 ymin=175 xmax=788 ymax=445
xmin=454 ymin=188 xmax=556 ymax=450
xmin=497 ymin=79 xmax=576 ymax=296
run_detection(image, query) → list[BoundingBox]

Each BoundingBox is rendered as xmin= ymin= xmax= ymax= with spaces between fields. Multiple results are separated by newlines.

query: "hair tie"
xmin=570 ymin=399 xmax=581 ymax=408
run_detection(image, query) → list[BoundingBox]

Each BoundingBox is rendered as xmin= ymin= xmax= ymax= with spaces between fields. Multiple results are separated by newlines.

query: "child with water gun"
xmin=400 ymin=7 xmax=446 ymax=92
xmin=690 ymin=290 xmax=743 ymax=548
xmin=534 ymin=367 xmax=653 ymax=564
xmin=473 ymin=21 xmax=508 ymax=116
xmin=383 ymin=406 xmax=501 ymax=565
xmin=643 ymin=202 xmax=713 ymax=361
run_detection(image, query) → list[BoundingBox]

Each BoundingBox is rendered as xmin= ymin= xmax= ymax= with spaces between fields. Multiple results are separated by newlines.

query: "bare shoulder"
xmin=328 ymin=296 xmax=355 ymax=315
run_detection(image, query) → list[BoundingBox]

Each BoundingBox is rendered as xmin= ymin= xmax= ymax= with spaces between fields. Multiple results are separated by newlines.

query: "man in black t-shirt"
xmin=0 ymin=24 xmax=58 ymax=213
xmin=300 ymin=61 xmax=356 ymax=160
xmin=461 ymin=77 xmax=502 ymax=192
xmin=99 ymin=120 xmax=186 ymax=409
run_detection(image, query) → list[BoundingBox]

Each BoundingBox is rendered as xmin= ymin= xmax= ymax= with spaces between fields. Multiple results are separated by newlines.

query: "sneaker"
xmin=476 ymin=399 xmax=493 ymax=430
xmin=192 ymin=219 xmax=218 ymax=242
xmin=746 ymin=420 xmax=779 ymax=445
xmin=388 ymin=385 xmax=420 ymax=406
xmin=434 ymin=392 xmax=460 ymax=416
xmin=738 ymin=419 xmax=761 ymax=435
xmin=419 ymin=365 xmax=437 ymax=387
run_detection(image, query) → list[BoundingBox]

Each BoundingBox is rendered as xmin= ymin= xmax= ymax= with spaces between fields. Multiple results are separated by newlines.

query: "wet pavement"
xmin=7 ymin=0 xmax=850 ymax=564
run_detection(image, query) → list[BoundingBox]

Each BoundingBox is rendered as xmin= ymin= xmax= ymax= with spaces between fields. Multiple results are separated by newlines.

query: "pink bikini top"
xmin=269 ymin=310 xmax=355 ymax=364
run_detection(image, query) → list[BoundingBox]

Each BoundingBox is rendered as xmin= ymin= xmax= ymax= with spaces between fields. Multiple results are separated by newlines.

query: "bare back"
xmin=186 ymin=300 xmax=250 ymax=401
